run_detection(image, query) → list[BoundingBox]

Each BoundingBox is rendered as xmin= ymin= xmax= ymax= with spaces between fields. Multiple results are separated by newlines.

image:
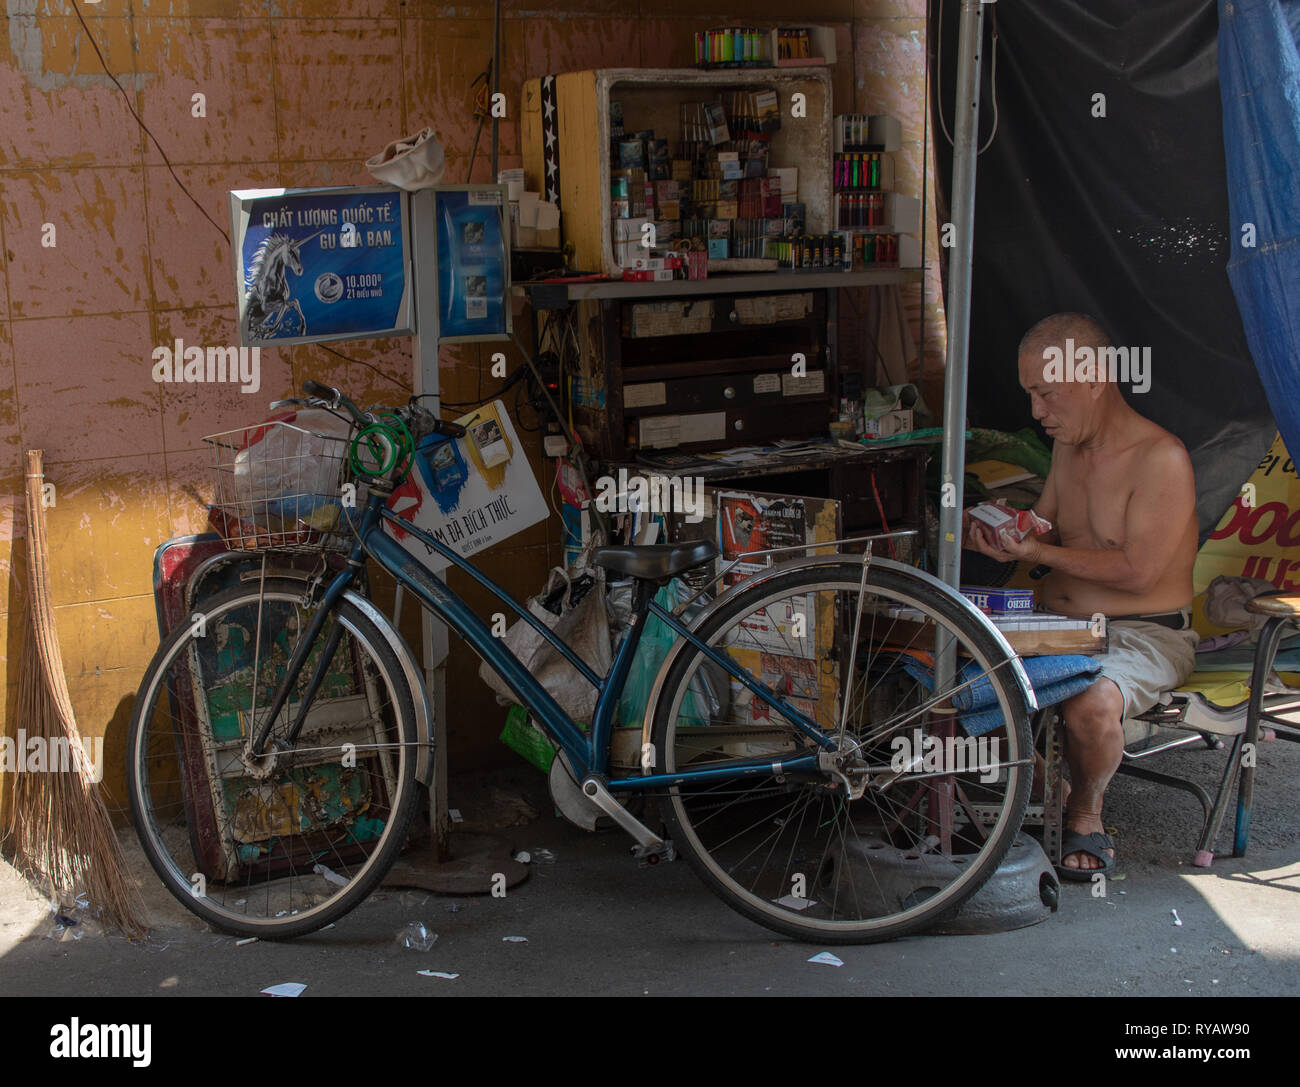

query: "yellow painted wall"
xmin=0 ymin=0 xmax=939 ymax=826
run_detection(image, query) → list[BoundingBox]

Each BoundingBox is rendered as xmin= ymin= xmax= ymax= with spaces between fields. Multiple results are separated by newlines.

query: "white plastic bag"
xmin=234 ymin=409 xmax=351 ymax=502
xmin=479 ymin=564 xmax=612 ymax=724
xmin=365 ymin=127 xmax=447 ymax=191
xmin=228 ymin=408 xmax=353 ymax=532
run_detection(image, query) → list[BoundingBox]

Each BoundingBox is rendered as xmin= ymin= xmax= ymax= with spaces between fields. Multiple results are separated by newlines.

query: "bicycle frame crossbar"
xmin=255 ymin=491 xmax=844 ymax=786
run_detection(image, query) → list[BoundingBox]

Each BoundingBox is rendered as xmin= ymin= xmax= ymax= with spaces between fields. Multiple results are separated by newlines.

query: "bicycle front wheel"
xmin=650 ymin=560 xmax=1032 ymax=943
xmin=128 ymin=577 xmax=422 ymax=939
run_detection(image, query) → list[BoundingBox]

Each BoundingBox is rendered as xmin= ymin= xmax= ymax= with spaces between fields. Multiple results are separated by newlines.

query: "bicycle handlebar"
xmin=428 ymin=417 xmax=467 ymax=439
xmin=301 ymin=379 xmax=467 ymax=441
xmin=302 ymin=380 xmax=366 ymax=423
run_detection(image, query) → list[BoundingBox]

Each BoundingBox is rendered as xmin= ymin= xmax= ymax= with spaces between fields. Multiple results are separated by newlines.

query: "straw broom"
xmin=3 ymin=450 xmax=148 ymax=938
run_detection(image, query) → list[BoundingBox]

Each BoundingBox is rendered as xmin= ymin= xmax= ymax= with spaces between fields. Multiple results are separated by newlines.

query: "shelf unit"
xmin=521 ymin=67 xmax=833 ymax=276
xmin=516 ymin=67 xmax=930 ymax=560
xmin=518 ymin=266 xmax=921 ymax=303
xmin=521 ymin=275 xmax=929 ymax=561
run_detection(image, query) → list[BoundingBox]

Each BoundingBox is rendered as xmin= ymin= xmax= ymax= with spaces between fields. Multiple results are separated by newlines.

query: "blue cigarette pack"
xmin=960 ymin=585 xmax=1035 ymax=615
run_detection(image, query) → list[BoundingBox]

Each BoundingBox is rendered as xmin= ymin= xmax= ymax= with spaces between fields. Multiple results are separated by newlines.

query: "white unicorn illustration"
xmin=244 ymin=233 xmax=308 ymax=339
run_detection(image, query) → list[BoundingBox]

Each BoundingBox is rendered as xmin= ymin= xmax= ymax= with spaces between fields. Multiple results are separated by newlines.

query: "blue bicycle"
xmin=128 ymin=381 xmax=1035 ymax=943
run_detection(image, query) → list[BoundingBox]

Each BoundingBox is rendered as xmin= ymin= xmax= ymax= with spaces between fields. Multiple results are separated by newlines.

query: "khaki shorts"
xmin=1088 ymin=614 xmax=1200 ymax=745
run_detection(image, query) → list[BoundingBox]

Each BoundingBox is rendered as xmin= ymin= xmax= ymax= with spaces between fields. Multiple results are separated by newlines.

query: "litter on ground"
xmin=261 ymin=982 xmax=306 ymax=997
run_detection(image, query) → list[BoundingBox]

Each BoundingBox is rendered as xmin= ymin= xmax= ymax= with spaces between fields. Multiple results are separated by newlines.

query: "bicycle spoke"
xmin=656 ymin=564 xmax=1029 ymax=941
xmin=129 ymin=580 xmax=419 ymax=938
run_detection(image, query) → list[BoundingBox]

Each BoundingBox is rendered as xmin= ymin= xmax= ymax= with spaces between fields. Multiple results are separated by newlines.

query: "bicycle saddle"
xmin=590 ymin=540 xmax=718 ymax=580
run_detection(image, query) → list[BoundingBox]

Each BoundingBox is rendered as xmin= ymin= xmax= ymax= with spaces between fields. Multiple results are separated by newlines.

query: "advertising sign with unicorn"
xmin=229 ymin=187 xmax=412 ymax=347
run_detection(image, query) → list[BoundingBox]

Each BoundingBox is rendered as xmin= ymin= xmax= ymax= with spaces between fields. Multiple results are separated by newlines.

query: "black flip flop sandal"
xmin=1056 ymin=829 xmax=1116 ymax=882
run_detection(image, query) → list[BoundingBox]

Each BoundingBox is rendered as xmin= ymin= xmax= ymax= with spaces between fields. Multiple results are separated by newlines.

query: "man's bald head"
xmin=1018 ymin=313 xmax=1112 ymax=360
xmin=1017 ymin=312 xmax=1124 ymax=445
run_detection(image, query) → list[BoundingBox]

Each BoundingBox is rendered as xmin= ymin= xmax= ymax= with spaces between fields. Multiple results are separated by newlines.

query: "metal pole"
xmin=935 ymin=0 xmax=986 ymax=687
xmin=490 ymin=0 xmax=501 ymax=180
xmin=410 ymin=188 xmax=451 ymax=859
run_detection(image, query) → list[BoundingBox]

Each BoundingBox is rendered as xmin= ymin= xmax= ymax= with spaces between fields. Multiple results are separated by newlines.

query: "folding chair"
xmin=1116 ymin=678 xmax=1254 ymax=867
xmin=1029 ymin=597 xmax=1300 ymax=869
xmin=1111 ymin=592 xmax=1300 ymax=866
xmin=1233 ymin=591 xmax=1300 ymax=854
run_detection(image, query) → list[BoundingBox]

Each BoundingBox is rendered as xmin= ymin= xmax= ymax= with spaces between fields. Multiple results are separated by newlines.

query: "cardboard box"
xmin=653 ymin=180 xmax=680 ymax=203
xmin=863 ymin=408 xmax=913 ymax=439
xmin=627 ymin=254 xmax=683 ymax=271
xmin=769 ymin=167 xmax=798 ymax=203
xmin=511 ymin=192 xmax=541 ymax=248
xmin=536 ymin=200 xmax=561 ymax=248
xmin=612 ymin=216 xmax=648 ymax=241
xmin=614 ymin=239 xmax=643 ymax=267
xmin=617 ymin=140 xmax=644 ymax=169
xmin=498 ymin=167 xmax=526 ymax=201
xmin=611 ymin=168 xmax=647 ymax=215
xmin=621 ymin=268 xmax=676 ymax=282
xmin=650 ymin=219 xmax=679 ymax=242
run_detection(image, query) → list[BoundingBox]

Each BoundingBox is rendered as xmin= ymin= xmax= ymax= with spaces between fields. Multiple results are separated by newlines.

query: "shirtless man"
xmin=966 ymin=313 xmax=1200 ymax=879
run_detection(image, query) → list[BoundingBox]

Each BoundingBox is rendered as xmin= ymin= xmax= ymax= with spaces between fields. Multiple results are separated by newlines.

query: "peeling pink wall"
xmin=0 ymin=0 xmax=939 ymax=805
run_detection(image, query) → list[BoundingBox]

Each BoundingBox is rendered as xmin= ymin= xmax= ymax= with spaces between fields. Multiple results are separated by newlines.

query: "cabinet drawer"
xmin=622 ymin=368 xmax=828 ymax=417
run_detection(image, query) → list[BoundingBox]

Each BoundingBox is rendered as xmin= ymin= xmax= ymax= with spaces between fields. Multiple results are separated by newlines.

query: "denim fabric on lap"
xmin=901 ymin=654 xmax=1102 ymax=737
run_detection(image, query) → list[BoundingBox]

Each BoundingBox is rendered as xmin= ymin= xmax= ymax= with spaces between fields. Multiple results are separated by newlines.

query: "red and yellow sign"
xmin=1195 ymin=432 xmax=1300 ymax=598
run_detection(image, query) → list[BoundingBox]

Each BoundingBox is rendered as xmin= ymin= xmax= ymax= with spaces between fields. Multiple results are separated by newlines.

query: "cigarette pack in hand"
xmin=969 ymin=503 xmax=1051 ymax=543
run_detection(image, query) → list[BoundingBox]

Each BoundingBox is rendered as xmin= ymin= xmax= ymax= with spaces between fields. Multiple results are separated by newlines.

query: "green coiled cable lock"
xmin=349 ymin=412 xmax=415 ymax=483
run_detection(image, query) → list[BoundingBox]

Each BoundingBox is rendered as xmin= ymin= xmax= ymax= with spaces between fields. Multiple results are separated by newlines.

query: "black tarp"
xmin=929 ymin=0 xmax=1275 ymax=540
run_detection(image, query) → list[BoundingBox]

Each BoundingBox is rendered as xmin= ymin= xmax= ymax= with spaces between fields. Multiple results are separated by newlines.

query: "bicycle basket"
xmin=204 ymin=413 xmax=354 ymax=553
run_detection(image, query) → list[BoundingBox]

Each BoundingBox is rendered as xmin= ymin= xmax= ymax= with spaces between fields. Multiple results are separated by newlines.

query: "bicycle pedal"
xmin=631 ymin=841 xmax=676 ymax=867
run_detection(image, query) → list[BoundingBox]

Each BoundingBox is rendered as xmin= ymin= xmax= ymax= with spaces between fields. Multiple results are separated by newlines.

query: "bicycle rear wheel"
xmin=128 ymin=577 xmax=422 ymax=939
xmin=650 ymin=559 xmax=1032 ymax=943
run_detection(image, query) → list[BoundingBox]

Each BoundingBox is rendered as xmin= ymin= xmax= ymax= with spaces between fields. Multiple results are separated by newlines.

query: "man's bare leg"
xmin=1059 ymin=679 xmax=1126 ymax=871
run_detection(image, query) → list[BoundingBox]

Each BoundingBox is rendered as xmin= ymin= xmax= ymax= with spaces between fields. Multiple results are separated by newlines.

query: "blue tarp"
xmin=901 ymin=654 xmax=1102 ymax=738
xmin=1219 ymin=0 xmax=1300 ymax=459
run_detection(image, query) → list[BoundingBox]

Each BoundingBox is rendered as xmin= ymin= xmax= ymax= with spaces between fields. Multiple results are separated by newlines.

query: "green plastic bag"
xmin=499 ymin=704 xmax=558 ymax=773
xmin=618 ymin=586 xmax=682 ymax=731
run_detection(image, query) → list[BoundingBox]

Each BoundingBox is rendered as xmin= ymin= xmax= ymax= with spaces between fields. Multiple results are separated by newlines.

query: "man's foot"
xmin=1058 ymin=807 xmax=1114 ymax=879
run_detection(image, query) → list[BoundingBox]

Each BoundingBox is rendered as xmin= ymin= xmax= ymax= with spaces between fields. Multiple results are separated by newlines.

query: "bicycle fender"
xmin=638 ymin=554 xmax=1037 ymax=769
xmin=343 ymin=590 xmax=435 ymax=787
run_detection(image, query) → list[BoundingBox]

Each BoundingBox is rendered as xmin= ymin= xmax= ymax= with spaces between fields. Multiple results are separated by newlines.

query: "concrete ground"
xmin=1 ymin=737 xmax=1297 ymax=998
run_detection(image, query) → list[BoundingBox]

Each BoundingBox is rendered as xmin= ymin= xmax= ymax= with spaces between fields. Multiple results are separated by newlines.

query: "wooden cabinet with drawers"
xmin=523 ymin=272 xmax=933 ymax=557
xmin=572 ymin=288 xmax=832 ymax=460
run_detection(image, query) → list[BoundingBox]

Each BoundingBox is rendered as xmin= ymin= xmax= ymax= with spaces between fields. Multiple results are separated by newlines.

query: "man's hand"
xmin=967 ymin=519 xmax=1044 ymax=564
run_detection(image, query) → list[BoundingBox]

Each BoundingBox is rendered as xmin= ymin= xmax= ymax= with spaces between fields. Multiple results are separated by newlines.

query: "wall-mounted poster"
xmin=230 ymin=187 xmax=412 ymax=347
xmin=433 ymin=185 xmax=512 ymax=343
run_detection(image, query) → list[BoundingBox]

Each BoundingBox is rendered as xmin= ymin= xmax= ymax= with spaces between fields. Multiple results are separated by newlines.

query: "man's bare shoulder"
xmin=1130 ymin=417 xmax=1193 ymax=472
xmin=1119 ymin=418 xmax=1196 ymax=508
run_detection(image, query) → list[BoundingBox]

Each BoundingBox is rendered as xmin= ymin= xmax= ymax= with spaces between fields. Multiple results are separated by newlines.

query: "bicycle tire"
xmin=128 ymin=577 xmax=422 ymax=940
xmin=650 ymin=560 xmax=1032 ymax=944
